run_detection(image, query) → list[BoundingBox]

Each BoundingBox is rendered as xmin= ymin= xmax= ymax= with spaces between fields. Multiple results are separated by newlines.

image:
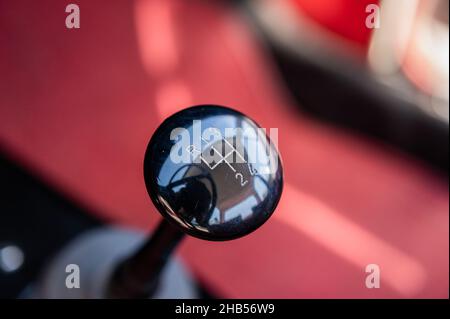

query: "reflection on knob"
xmin=144 ymin=105 xmax=283 ymax=241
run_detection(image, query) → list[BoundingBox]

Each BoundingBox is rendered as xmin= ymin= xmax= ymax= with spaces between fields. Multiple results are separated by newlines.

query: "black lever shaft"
xmin=107 ymin=220 xmax=184 ymax=298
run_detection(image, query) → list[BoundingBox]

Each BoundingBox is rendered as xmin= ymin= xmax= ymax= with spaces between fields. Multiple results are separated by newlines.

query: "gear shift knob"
xmin=108 ymin=105 xmax=282 ymax=298
xmin=144 ymin=105 xmax=283 ymax=240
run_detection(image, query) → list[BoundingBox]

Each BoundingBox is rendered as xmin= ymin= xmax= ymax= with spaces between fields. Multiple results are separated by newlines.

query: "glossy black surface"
xmin=144 ymin=105 xmax=283 ymax=241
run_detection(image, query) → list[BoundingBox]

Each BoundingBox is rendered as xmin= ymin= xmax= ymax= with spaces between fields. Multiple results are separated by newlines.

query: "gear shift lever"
xmin=108 ymin=105 xmax=283 ymax=298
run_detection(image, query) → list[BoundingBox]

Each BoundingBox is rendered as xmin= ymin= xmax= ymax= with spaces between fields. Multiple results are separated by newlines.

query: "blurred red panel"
xmin=289 ymin=0 xmax=377 ymax=52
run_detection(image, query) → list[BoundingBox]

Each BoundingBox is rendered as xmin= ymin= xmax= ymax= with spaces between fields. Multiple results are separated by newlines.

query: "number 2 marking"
xmin=236 ymin=173 xmax=248 ymax=186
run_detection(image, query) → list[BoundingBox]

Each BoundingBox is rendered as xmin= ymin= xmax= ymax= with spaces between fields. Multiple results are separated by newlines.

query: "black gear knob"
xmin=108 ymin=105 xmax=282 ymax=298
xmin=144 ymin=105 xmax=283 ymax=240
